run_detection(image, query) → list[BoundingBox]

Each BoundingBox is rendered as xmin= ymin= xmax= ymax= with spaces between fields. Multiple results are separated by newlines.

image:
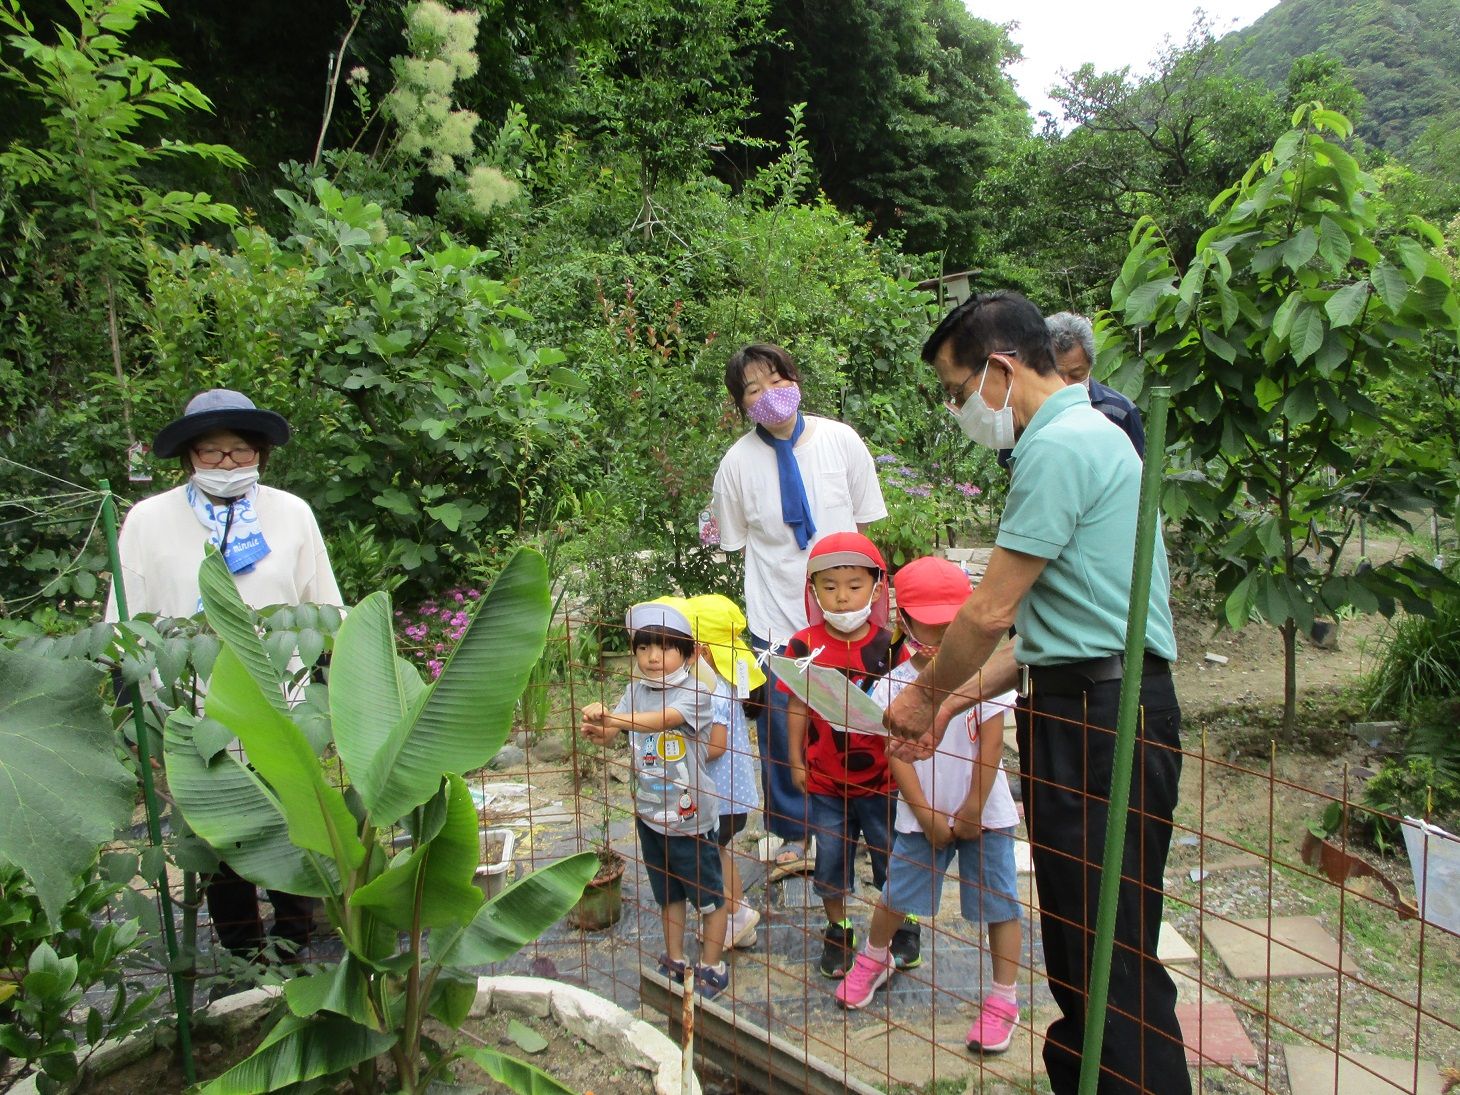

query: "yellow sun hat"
xmin=652 ymin=593 xmax=766 ymax=697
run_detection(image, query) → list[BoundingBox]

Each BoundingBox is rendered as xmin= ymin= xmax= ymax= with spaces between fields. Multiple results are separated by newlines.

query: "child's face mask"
xmin=633 ymin=643 xmax=689 ymax=687
xmin=899 ymin=613 xmax=941 ymax=657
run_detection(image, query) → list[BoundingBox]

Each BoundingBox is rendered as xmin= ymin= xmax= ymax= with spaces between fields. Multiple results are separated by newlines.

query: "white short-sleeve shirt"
xmin=871 ymin=661 xmax=1019 ymax=834
xmin=712 ymin=416 xmax=886 ymax=644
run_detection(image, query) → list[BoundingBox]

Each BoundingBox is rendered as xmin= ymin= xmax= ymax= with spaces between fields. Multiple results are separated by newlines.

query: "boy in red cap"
xmin=782 ymin=531 xmax=897 ymax=978
xmin=837 ymin=556 xmax=1023 ymax=1057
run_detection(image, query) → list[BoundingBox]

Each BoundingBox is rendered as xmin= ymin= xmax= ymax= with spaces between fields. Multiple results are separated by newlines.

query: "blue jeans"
xmin=807 ymin=791 xmax=893 ymax=900
xmin=884 ymin=826 xmax=1020 ymax=923
xmin=751 ymin=633 xmax=809 ymax=843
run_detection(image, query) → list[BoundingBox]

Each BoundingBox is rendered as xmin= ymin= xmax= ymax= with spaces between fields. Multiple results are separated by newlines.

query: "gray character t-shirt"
xmin=614 ymin=673 xmax=720 ymax=836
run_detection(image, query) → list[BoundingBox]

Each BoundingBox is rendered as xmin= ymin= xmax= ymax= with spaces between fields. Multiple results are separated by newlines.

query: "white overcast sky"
xmin=963 ymin=0 xmax=1282 ymax=123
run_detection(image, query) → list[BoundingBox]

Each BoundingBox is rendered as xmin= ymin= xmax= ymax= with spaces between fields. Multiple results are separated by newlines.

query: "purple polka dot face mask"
xmin=747 ymin=383 xmax=801 ymax=426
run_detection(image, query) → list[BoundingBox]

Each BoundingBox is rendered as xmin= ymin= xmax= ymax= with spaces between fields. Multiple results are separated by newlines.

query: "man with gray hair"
xmin=1046 ymin=311 xmax=1145 ymax=457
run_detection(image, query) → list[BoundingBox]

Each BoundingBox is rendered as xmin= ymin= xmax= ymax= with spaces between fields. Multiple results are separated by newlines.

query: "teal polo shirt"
xmin=995 ymin=384 xmax=1178 ymax=667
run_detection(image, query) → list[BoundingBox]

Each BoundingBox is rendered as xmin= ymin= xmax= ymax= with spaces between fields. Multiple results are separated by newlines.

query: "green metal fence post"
xmin=1076 ymin=387 xmax=1172 ymax=1095
xmin=99 ymin=480 xmax=196 ymax=1085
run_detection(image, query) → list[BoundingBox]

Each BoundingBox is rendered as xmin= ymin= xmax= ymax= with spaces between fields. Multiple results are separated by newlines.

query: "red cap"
xmin=892 ymin=557 xmax=971 ymax=626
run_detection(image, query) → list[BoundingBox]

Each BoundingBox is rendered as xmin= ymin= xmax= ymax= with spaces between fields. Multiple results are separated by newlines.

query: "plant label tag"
xmin=127 ymin=441 xmax=153 ymax=482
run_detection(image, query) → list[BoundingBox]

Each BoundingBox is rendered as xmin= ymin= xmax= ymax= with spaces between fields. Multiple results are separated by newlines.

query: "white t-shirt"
xmin=105 ymin=483 xmax=343 ymax=620
xmin=712 ymin=416 xmax=886 ymax=644
xmin=870 ymin=660 xmax=1019 ymax=834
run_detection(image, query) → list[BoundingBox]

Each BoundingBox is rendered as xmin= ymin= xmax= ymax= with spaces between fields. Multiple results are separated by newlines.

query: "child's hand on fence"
xmin=580 ymin=702 xmax=612 ymax=745
xmin=790 ymin=762 xmax=808 ymax=793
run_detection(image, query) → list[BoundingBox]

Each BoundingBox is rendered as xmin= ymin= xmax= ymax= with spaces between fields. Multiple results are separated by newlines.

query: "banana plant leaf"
xmin=435 ymin=852 xmax=597 ymax=967
xmin=198 ymin=1011 xmax=396 ymax=1094
xmin=341 ymin=548 xmax=550 ymax=826
xmin=282 ymin=954 xmax=379 ymax=1028
xmin=457 ymin=1045 xmax=577 ymax=1094
xmin=197 ymin=549 xmax=289 ymax=713
xmin=205 ymin=644 xmax=364 ymax=869
xmin=163 ymin=712 xmax=337 ymax=897
xmin=0 ymin=647 xmax=135 ymax=924
xmin=350 ymin=774 xmax=483 ymax=931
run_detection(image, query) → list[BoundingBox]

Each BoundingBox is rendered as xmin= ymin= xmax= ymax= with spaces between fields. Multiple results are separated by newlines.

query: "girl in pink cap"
xmin=838 ymin=556 xmax=1023 ymax=1057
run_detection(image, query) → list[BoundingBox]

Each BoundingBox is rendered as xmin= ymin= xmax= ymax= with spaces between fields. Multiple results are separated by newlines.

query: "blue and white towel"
xmin=186 ymin=482 xmax=272 ymax=577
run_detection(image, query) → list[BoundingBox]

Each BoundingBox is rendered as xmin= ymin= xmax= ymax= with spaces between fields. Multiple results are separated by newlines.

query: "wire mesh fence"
xmin=56 ymin=605 xmax=1460 ymax=1094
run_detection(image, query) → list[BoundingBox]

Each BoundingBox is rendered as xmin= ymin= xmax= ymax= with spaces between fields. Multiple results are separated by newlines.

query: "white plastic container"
xmin=476 ymin=827 xmax=516 ymax=899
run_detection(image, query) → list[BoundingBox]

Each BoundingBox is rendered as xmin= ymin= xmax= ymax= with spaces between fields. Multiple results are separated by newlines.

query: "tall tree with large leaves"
xmin=746 ymin=0 xmax=1025 ymax=259
xmin=1105 ymin=105 xmax=1459 ymax=734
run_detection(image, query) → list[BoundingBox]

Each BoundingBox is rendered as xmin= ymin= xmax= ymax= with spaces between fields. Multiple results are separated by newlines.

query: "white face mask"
xmin=191 ymin=466 xmax=260 ymax=499
xmin=948 ymin=367 xmax=1015 ymax=450
xmin=822 ymin=604 xmax=873 ymax=633
xmin=640 ymin=663 xmax=691 ymax=689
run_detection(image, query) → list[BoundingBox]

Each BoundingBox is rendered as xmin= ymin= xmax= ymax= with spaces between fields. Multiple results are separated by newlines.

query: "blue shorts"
xmin=884 ymin=826 xmax=1020 ymax=923
xmin=807 ymin=791 xmax=893 ymax=900
xmin=636 ymin=819 xmax=724 ymax=914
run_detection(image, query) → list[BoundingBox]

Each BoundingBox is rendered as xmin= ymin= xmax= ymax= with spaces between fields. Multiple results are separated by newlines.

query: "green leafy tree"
xmin=1105 ymin=105 xmax=1459 ymax=734
xmin=573 ymin=0 xmax=769 ymax=230
xmin=0 ymin=0 xmax=245 ymax=445
xmin=745 ymin=0 xmax=1026 ymax=259
xmin=167 ymin=548 xmax=596 ymax=1094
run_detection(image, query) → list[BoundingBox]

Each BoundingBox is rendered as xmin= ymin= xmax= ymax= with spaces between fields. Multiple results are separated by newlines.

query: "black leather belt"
xmin=1027 ymin=651 xmax=1170 ymax=695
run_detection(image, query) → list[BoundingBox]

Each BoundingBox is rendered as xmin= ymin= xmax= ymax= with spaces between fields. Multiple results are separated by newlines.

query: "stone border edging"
xmin=473 ymin=974 xmax=701 ymax=1095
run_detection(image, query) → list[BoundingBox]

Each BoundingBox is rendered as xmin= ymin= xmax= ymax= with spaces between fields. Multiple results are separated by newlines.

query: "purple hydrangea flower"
xmin=874 ymin=453 xmax=897 ymax=464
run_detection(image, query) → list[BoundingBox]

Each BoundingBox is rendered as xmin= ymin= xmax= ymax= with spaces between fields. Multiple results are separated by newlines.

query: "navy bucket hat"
xmin=152 ymin=389 xmax=291 ymax=458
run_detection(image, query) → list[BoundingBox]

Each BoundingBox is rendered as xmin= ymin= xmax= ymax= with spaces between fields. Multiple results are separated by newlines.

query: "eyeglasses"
xmin=192 ymin=445 xmax=259 ymax=467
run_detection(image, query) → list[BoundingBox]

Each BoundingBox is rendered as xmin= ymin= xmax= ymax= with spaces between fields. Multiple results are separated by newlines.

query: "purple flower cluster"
xmin=395 ymin=587 xmax=482 ymax=680
xmin=874 ymin=453 xmax=898 ymax=465
xmin=955 ymin=482 xmax=982 ymax=498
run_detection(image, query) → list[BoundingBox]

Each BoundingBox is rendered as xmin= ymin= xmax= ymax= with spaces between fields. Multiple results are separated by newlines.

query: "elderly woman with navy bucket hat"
xmin=105 ymin=388 xmax=343 ymax=960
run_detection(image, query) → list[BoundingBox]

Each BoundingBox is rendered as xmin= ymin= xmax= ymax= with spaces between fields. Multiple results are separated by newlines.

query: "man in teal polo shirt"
xmin=884 ymin=291 xmax=1188 ymax=1095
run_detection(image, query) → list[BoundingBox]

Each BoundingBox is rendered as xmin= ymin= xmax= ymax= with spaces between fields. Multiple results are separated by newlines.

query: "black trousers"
xmin=1016 ymin=669 xmax=1189 ymax=1095
xmin=205 ymin=862 xmax=312 ymax=955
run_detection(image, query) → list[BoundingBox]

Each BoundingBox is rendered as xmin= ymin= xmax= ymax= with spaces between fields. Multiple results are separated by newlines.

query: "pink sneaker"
xmin=834 ymin=950 xmax=893 ymax=1010
xmin=967 ymin=995 xmax=1018 ymax=1054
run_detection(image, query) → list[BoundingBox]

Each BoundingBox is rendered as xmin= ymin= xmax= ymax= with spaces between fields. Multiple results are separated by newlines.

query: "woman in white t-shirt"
xmin=106 ymin=389 xmax=342 ymax=960
xmin=838 ymin=557 xmax=1023 ymax=1057
xmin=710 ymin=344 xmax=886 ymax=873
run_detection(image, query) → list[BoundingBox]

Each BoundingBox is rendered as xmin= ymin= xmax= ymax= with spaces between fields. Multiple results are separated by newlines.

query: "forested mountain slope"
xmin=1229 ymin=0 xmax=1460 ymax=153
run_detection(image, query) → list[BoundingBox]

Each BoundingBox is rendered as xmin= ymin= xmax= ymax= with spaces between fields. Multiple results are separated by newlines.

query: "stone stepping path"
xmin=1159 ymin=922 xmax=1198 ymax=965
xmin=1284 ymin=1044 xmax=1445 ymax=1095
xmin=1176 ymin=999 xmax=1261 ymax=1067
xmin=1203 ymin=915 xmax=1359 ymax=980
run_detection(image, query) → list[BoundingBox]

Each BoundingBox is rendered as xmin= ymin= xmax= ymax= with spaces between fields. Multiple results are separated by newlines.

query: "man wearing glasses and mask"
xmin=883 ymin=292 xmax=1188 ymax=1095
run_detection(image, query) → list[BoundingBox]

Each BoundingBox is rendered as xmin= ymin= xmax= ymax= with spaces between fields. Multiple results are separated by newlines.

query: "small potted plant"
xmin=572 ymin=820 xmax=626 ymax=930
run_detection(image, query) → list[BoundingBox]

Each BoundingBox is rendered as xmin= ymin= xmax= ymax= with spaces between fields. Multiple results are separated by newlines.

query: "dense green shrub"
xmin=1362 ymin=576 xmax=1460 ymax=719
xmin=140 ymin=179 xmax=585 ymax=595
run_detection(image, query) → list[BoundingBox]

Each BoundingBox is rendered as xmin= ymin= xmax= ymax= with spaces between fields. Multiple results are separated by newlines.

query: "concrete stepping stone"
xmin=1176 ymin=999 xmax=1260 ymax=1067
xmin=1202 ymin=915 xmax=1358 ymax=980
xmin=1283 ymin=1044 xmax=1444 ymax=1095
xmin=1158 ymin=922 xmax=1198 ymax=964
